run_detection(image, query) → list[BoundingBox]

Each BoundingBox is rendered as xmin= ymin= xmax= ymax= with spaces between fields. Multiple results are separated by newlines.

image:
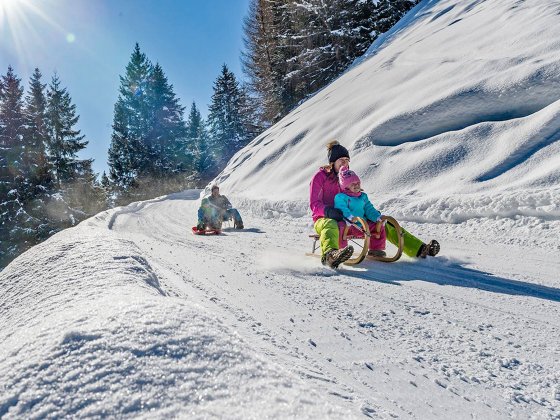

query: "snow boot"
xmin=428 ymin=240 xmax=440 ymax=256
xmin=417 ymin=240 xmax=440 ymax=258
xmin=368 ymin=249 xmax=386 ymax=258
xmin=322 ymin=246 xmax=354 ymax=269
xmin=196 ymin=222 xmax=205 ymax=232
xmin=234 ymin=220 xmax=244 ymax=229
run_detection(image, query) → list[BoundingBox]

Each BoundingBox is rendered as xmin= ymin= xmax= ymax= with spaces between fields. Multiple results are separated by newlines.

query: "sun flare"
xmin=0 ymin=0 xmax=26 ymax=22
xmin=0 ymin=0 xmax=34 ymax=64
xmin=0 ymin=0 xmax=73 ymax=71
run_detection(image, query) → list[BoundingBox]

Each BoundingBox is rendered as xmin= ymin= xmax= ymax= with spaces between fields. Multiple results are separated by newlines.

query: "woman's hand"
xmin=324 ymin=207 xmax=344 ymax=222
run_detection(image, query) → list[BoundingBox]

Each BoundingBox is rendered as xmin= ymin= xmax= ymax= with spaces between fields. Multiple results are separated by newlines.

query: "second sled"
xmin=191 ymin=226 xmax=222 ymax=235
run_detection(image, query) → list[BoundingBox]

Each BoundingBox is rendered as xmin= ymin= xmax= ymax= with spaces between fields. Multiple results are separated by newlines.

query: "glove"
xmin=372 ymin=220 xmax=383 ymax=239
xmin=324 ymin=206 xmax=344 ymax=222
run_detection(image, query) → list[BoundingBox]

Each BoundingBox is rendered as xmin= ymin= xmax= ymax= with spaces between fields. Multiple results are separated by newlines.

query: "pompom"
xmin=326 ymin=140 xmax=339 ymax=150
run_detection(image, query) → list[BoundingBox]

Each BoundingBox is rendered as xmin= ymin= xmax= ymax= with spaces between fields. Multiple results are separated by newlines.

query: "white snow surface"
xmin=1 ymin=0 xmax=560 ymax=418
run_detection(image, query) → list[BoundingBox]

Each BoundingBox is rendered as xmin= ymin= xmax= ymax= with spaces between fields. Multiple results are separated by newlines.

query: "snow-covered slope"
xmin=2 ymin=191 xmax=558 ymax=418
xmin=0 ymin=198 xmax=349 ymax=418
xmin=1 ymin=0 xmax=560 ymax=418
xmin=214 ymin=0 xmax=560 ymax=223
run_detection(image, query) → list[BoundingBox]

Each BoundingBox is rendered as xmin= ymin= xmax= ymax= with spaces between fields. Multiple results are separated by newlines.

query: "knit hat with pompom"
xmin=327 ymin=140 xmax=349 ymax=163
xmin=338 ymin=166 xmax=360 ymax=191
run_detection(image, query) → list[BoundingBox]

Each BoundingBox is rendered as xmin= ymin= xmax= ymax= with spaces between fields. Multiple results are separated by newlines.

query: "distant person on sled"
xmin=309 ymin=141 xmax=439 ymax=268
xmin=196 ymin=185 xmax=244 ymax=232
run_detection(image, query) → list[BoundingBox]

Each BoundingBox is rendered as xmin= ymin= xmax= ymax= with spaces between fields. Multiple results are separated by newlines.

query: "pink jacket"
xmin=309 ymin=167 xmax=341 ymax=222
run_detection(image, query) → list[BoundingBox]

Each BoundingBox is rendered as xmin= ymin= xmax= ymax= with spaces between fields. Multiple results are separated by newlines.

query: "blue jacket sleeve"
xmin=222 ymin=196 xmax=233 ymax=210
xmin=334 ymin=193 xmax=353 ymax=220
xmin=363 ymin=193 xmax=381 ymax=221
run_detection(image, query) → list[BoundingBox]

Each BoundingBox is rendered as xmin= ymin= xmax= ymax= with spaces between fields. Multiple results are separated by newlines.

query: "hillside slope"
xmin=213 ymin=0 xmax=560 ymax=224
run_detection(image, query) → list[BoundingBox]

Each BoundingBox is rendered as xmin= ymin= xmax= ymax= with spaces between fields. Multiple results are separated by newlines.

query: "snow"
xmin=1 ymin=0 xmax=560 ymax=418
xmin=0 ymin=212 xmax=349 ymax=418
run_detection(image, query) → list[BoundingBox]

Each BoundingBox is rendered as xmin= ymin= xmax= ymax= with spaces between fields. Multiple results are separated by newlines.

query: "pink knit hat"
xmin=339 ymin=166 xmax=361 ymax=191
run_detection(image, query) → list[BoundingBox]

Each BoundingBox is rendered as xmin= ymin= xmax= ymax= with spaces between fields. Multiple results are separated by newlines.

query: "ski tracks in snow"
xmin=110 ymin=195 xmax=560 ymax=419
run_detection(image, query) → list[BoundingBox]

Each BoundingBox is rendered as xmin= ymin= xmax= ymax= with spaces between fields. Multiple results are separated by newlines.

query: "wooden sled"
xmin=307 ymin=215 xmax=404 ymax=266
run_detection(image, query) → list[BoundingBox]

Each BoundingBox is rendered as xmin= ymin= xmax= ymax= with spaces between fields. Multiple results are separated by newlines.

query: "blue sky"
xmin=0 ymin=0 xmax=250 ymax=175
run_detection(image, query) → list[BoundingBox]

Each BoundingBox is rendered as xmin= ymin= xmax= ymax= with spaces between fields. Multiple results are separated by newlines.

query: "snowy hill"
xmin=214 ymin=0 xmax=560 ymax=224
xmin=1 ymin=0 xmax=560 ymax=418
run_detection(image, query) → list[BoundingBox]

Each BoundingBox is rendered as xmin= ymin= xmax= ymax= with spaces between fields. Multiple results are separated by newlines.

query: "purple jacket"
xmin=309 ymin=167 xmax=341 ymax=222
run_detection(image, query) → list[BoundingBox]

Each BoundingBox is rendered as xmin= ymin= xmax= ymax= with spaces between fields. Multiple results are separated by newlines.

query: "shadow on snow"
xmin=343 ymin=257 xmax=560 ymax=303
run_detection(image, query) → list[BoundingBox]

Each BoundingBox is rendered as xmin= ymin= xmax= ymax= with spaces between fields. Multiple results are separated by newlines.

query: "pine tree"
xmin=108 ymin=43 xmax=153 ymax=196
xmin=21 ymin=68 xmax=57 ymax=247
xmin=23 ymin=68 xmax=52 ymax=200
xmin=0 ymin=67 xmax=104 ymax=269
xmin=109 ymin=44 xmax=191 ymax=202
xmin=100 ymin=171 xmax=114 ymax=207
xmin=242 ymin=0 xmax=286 ymax=124
xmin=373 ymin=0 xmax=419 ymax=34
xmin=46 ymin=73 xmax=103 ymax=221
xmin=279 ymin=0 xmax=377 ymax=111
xmin=207 ymin=65 xmax=250 ymax=171
xmin=238 ymin=83 xmax=263 ymax=143
xmin=0 ymin=66 xmax=26 ymax=183
xmin=143 ymin=62 xmax=189 ymax=194
xmin=186 ymin=101 xmax=213 ymax=183
xmin=108 ymin=100 xmax=136 ymax=192
xmin=242 ymin=0 xmax=418 ymax=126
xmin=46 ymin=73 xmax=87 ymax=187
xmin=0 ymin=66 xmax=27 ymax=267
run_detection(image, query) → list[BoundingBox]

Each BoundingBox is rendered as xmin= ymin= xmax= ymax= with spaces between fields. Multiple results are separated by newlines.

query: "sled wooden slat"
xmin=368 ymin=215 xmax=403 ymax=263
xmin=307 ymin=215 xmax=404 ymax=265
xmin=341 ymin=216 xmax=370 ymax=265
xmin=309 ymin=234 xmax=366 ymax=241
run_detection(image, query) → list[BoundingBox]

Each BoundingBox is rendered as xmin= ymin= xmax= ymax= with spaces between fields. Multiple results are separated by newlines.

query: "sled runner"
xmin=307 ymin=215 xmax=404 ymax=265
xmin=191 ymin=226 xmax=221 ymax=235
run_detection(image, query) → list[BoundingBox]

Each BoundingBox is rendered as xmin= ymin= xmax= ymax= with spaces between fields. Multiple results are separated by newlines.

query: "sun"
xmin=0 ymin=0 xmax=27 ymax=22
xmin=0 ymin=0 xmax=64 ymax=33
xmin=0 ymin=0 xmax=36 ymax=38
xmin=0 ymin=0 xmax=33 ymax=57
xmin=0 ymin=0 xmax=75 ymax=70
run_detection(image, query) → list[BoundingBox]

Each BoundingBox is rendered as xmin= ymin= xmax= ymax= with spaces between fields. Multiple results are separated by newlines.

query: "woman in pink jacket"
xmin=309 ymin=141 xmax=439 ymax=268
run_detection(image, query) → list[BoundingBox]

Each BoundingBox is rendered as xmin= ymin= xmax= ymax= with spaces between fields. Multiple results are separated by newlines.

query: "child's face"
xmin=347 ymin=181 xmax=361 ymax=193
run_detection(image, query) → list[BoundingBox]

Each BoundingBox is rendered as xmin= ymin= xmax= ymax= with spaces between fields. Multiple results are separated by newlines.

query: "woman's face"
xmin=333 ymin=157 xmax=350 ymax=172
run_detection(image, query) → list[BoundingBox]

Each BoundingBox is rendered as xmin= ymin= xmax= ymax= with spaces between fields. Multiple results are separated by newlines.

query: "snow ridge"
xmin=0 ymin=219 xmax=350 ymax=418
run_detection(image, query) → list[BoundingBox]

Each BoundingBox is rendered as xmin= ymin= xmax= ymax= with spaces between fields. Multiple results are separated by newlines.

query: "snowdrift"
xmin=0 ymin=213 xmax=348 ymax=418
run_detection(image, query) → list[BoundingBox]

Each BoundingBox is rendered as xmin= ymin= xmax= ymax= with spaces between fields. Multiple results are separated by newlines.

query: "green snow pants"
xmin=314 ymin=218 xmax=424 ymax=258
xmin=314 ymin=218 xmax=340 ymax=256
xmin=385 ymin=222 xmax=424 ymax=258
